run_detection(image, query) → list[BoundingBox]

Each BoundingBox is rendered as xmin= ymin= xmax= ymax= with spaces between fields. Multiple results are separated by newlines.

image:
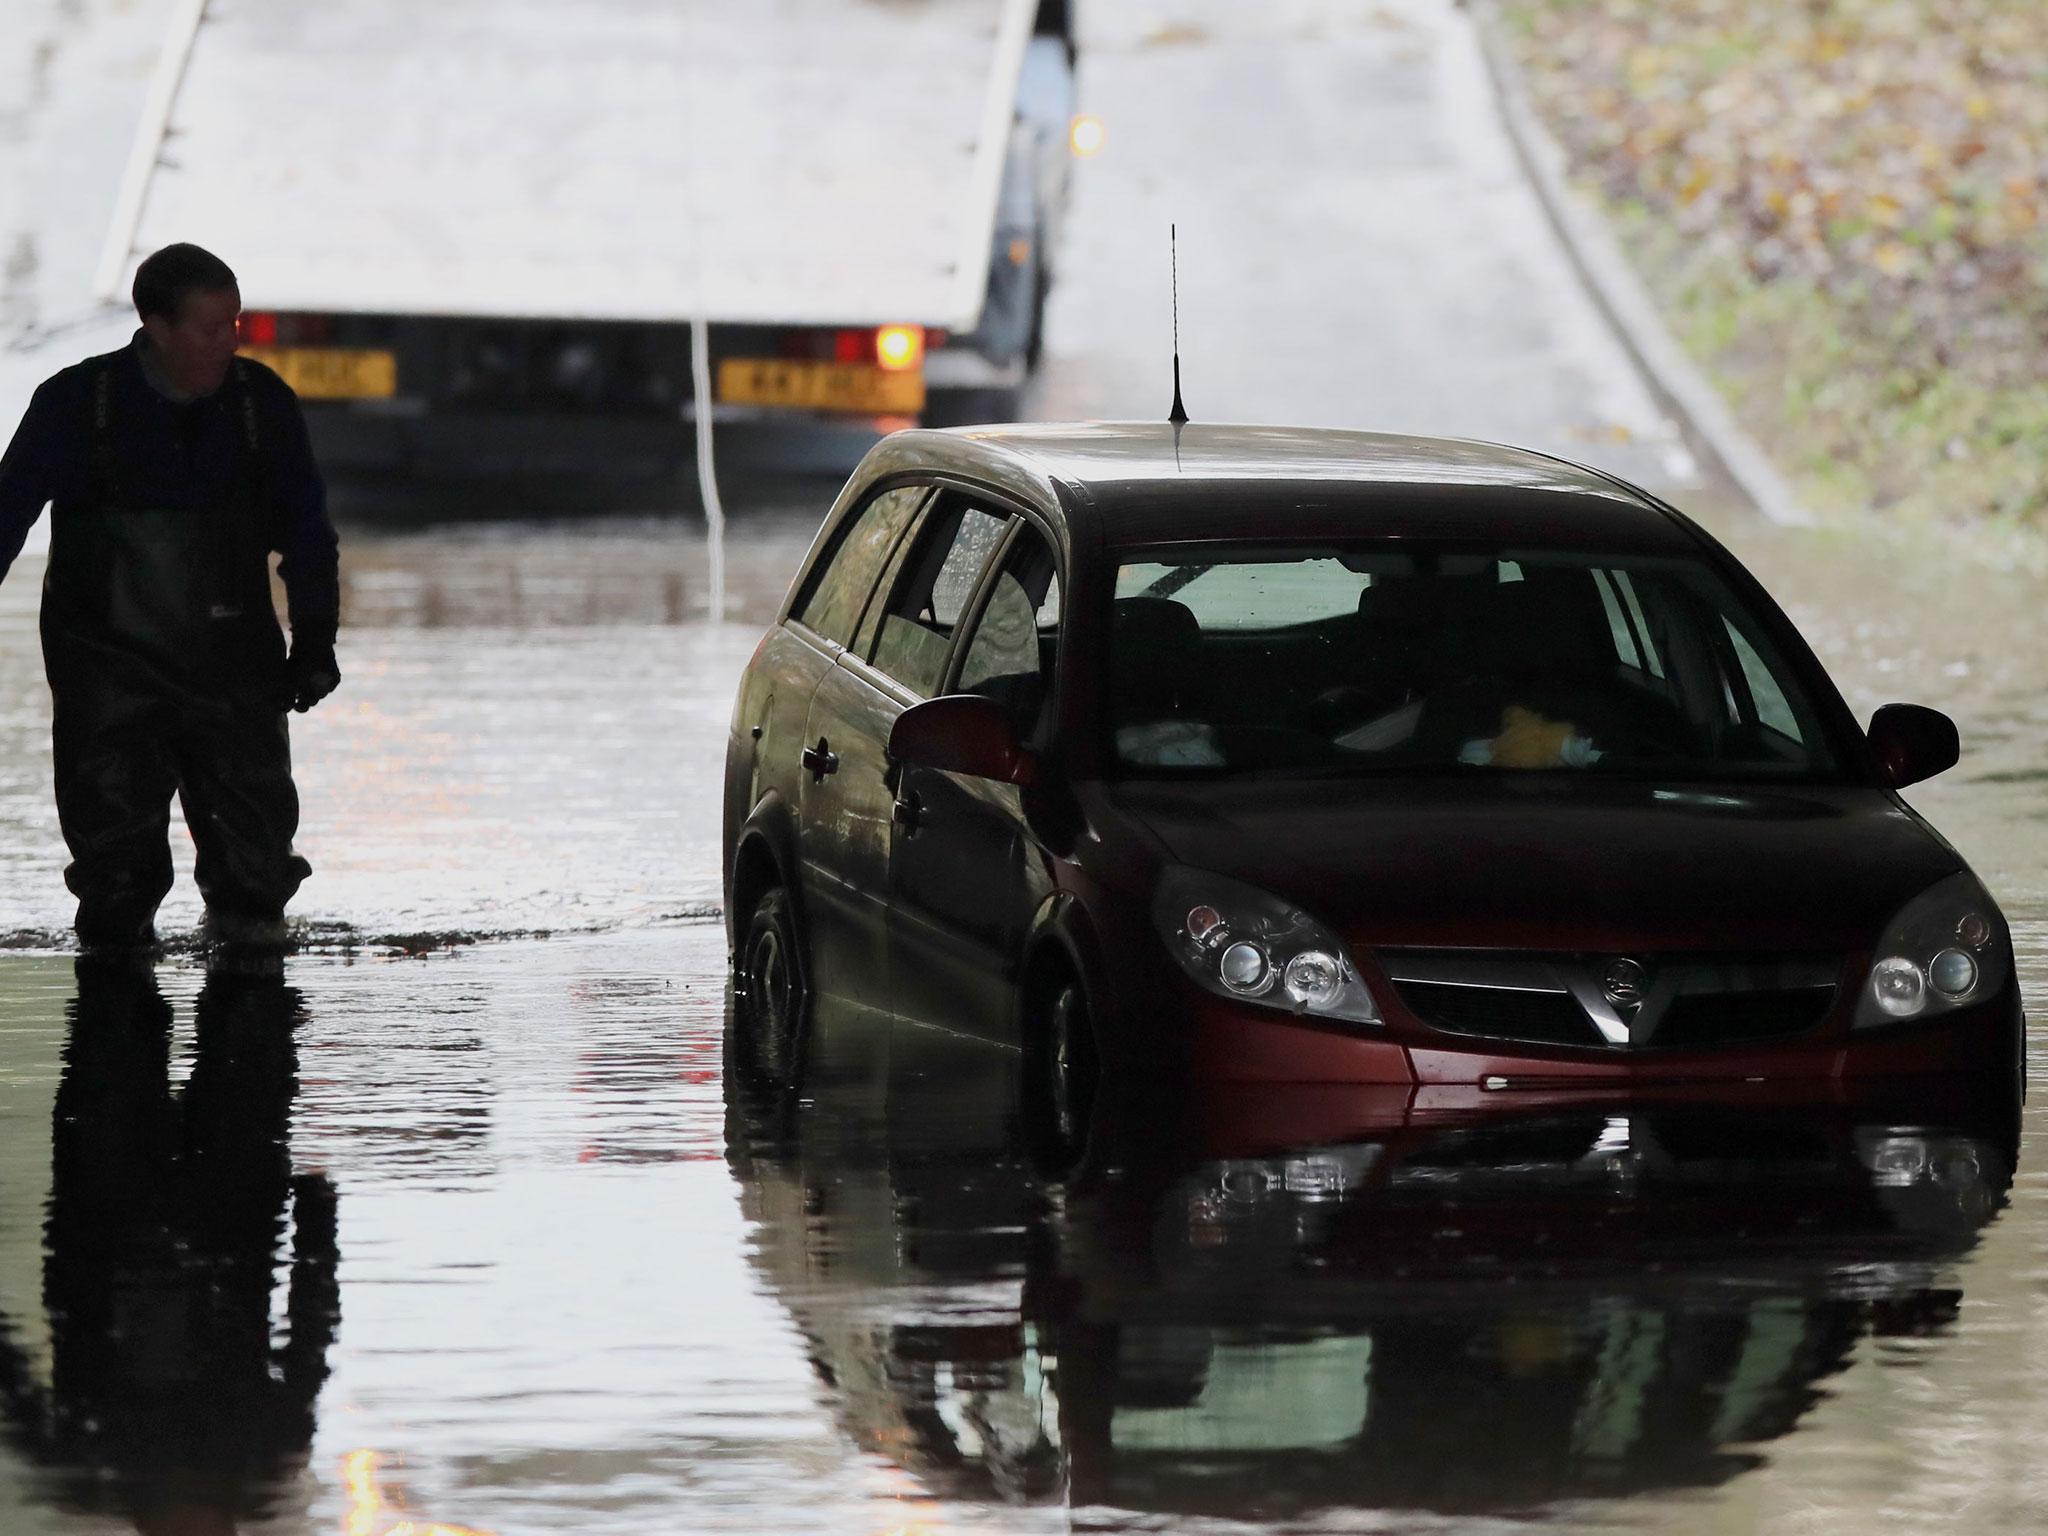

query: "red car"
xmin=723 ymin=424 xmax=2024 ymax=1159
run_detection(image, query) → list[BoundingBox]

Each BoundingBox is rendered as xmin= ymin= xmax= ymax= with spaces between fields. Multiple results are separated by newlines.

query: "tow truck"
xmin=96 ymin=0 xmax=1076 ymax=477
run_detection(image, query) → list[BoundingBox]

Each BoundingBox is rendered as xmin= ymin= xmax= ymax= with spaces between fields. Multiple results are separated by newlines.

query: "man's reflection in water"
xmin=0 ymin=958 xmax=339 ymax=1535
xmin=727 ymin=1007 xmax=2015 ymax=1524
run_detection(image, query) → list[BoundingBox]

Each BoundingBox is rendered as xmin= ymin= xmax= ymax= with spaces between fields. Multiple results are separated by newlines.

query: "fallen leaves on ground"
xmin=1499 ymin=0 xmax=2048 ymax=532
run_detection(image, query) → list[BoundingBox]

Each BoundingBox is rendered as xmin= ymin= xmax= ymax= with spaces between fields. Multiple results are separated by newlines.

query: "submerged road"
xmin=0 ymin=1 xmax=2043 ymax=1533
xmin=0 ymin=515 xmax=2041 ymax=1536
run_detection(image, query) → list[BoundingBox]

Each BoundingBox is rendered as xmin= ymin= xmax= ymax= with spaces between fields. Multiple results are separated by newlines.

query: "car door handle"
xmin=801 ymin=737 xmax=839 ymax=782
xmin=892 ymin=790 xmax=925 ymax=833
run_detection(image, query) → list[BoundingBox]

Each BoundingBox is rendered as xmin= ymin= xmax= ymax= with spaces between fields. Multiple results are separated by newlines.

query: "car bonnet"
xmin=1109 ymin=775 xmax=1962 ymax=954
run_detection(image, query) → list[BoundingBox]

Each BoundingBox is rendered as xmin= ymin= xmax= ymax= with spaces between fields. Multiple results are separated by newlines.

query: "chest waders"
xmin=43 ymin=361 xmax=284 ymax=704
xmin=45 ymin=360 xmax=310 ymax=950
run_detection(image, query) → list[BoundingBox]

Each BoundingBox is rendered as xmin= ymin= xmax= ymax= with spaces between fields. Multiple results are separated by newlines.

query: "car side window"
xmin=957 ymin=522 xmax=1061 ymax=741
xmin=850 ymin=501 xmax=934 ymax=659
xmin=793 ymin=485 xmax=928 ymax=647
xmin=1722 ymin=616 xmax=1804 ymax=742
xmin=868 ymin=499 xmax=1010 ymax=697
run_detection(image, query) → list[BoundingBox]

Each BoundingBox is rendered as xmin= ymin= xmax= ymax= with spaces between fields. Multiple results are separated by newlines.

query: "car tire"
xmin=1023 ymin=970 xmax=1099 ymax=1177
xmin=1999 ymin=997 xmax=2027 ymax=1133
xmin=2007 ymin=999 xmax=2023 ymax=1105
xmin=735 ymin=885 xmax=809 ymax=1094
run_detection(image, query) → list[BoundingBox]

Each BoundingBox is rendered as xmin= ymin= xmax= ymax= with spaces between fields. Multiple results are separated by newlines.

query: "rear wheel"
xmin=735 ymin=885 xmax=808 ymax=1093
xmin=1024 ymin=971 xmax=1099 ymax=1176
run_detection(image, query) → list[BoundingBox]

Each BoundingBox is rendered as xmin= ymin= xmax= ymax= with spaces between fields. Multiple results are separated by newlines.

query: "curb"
xmin=1468 ymin=0 xmax=1812 ymax=527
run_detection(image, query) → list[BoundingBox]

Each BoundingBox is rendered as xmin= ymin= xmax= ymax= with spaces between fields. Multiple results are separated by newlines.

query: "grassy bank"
xmin=1495 ymin=0 xmax=2047 ymax=539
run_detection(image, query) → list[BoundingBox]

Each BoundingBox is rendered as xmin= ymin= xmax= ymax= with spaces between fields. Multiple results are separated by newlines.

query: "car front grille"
xmin=1392 ymin=979 xmax=1609 ymax=1048
xmin=1379 ymin=951 xmax=1842 ymax=1051
xmin=1653 ymin=986 xmax=1839 ymax=1048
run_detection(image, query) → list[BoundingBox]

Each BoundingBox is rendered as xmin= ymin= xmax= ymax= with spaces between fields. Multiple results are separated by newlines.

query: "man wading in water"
xmin=0 ymin=243 xmax=340 ymax=958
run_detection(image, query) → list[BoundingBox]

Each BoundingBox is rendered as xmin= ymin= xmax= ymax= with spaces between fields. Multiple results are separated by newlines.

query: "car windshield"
xmin=1108 ymin=545 xmax=1844 ymax=780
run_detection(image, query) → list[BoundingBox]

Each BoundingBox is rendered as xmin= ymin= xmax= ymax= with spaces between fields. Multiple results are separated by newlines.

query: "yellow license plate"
xmin=717 ymin=359 xmax=925 ymax=415
xmin=239 ymin=346 xmax=398 ymax=400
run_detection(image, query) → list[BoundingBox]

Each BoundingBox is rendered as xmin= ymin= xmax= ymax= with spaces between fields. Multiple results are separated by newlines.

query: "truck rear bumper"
xmin=307 ymin=406 xmax=880 ymax=513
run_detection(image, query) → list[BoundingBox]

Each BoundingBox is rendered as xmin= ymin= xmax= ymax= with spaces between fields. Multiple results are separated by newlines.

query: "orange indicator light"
xmin=875 ymin=325 xmax=925 ymax=372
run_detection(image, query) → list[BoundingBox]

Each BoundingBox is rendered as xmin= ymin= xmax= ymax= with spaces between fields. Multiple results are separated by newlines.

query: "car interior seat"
xmin=1111 ymin=596 xmax=1204 ymax=724
xmin=1344 ymin=576 xmax=1444 ymax=708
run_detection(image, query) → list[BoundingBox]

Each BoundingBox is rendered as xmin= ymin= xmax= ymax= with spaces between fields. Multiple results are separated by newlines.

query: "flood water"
xmin=0 ymin=479 xmax=2041 ymax=1534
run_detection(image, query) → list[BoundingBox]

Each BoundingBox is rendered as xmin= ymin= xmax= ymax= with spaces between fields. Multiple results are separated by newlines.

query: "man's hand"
xmin=283 ymin=646 xmax=341 ymax=713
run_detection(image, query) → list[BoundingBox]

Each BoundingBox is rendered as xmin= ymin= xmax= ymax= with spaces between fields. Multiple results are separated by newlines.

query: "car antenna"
xmin=1168 ymin=223 xmax=1189 ymax=428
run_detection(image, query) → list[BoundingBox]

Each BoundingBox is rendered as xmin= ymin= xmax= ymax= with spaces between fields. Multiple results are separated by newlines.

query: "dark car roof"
xmin=909 ymin=422 xmax=1704 ymax=556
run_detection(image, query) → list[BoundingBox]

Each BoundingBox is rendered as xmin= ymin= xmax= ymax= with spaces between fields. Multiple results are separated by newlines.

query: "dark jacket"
xmin=0 ymin=337 xmax=339 ymax=680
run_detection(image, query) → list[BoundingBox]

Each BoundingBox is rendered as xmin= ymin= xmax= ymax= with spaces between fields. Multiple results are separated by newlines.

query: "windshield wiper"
xmin=1139 ymin=565 xmax=1210 ymax=600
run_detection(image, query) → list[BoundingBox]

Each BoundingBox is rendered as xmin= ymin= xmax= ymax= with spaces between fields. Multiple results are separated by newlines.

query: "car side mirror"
xmin=889 ymin=694 xmax=1038 ymax=786
xmin=1868 ymin=703 xmax=1959 ymax=788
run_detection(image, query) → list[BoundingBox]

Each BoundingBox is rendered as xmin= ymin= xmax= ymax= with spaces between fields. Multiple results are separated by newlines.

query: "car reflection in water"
xmin=727 ymin=999 xmax=2013 ymax=1524
xmin=0 ymin=961 xmax=340 ymax=1534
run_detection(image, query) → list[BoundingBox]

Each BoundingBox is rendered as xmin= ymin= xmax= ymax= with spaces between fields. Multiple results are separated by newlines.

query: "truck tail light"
xmin=791 ymin=326 xmax=927 ymax=368
xmin=875 ymin=325 xmax=924 ymax=371
xmin=237 ymin=312 xmax=336 ymax=347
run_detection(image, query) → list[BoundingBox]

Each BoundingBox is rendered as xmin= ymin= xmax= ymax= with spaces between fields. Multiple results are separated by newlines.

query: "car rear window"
xmin=1108 ymin=545 xmax=1844 ymax=780
xmin=1115 ymin=558 xmax=1365 ymax=628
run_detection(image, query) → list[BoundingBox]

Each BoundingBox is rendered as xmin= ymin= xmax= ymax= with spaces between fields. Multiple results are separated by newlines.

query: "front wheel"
xmin=1023 ymin=972 xmax=1099 ymax=1177
xmin=735 ymin=885 xmax=809 ymax=1093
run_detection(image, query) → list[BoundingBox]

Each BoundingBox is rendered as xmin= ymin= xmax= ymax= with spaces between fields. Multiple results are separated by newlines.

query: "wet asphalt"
xmin=0 ymin=1 xmax=2045 ymax=1532
xmin=0 ymin=492 xmax=2040 ymax=1535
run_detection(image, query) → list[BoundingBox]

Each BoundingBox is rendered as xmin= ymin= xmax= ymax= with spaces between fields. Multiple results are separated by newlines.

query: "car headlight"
xmin=1853 ymin=871 xmax=2011 ymax=1028
xmin=1855 ymin=1130 xmax=1990 ymax=1190
xmin=1154 ymin=867 xmax=1380 ymax=1024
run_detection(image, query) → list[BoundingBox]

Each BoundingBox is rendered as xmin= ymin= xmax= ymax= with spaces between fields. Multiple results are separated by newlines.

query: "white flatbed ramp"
xmin=99 ymin=0 xmax=1034 ymax=328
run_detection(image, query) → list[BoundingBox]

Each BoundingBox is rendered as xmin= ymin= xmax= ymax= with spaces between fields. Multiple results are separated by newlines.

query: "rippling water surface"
xmin=0 ymin=499 xmax=2039 ymax=1534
